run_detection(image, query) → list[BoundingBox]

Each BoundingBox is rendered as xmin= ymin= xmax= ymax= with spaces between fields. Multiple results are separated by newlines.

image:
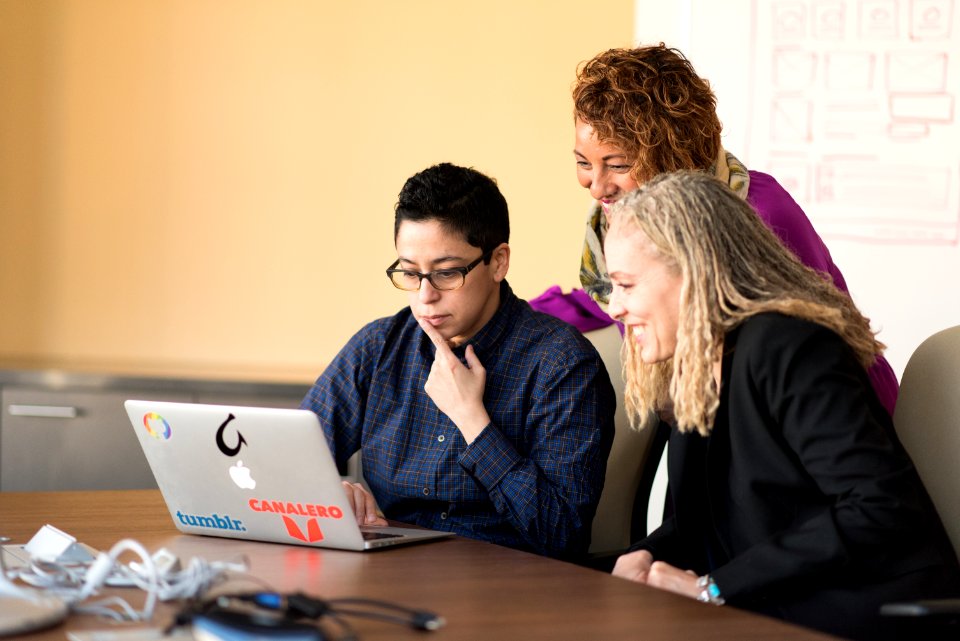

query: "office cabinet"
xmin=0 ymin=371 xmax=312 ymax=492
xmin=0 ymin=371 xmax=364 ymax=492
xmin=0 ymin=387 xmax=192 ymax=491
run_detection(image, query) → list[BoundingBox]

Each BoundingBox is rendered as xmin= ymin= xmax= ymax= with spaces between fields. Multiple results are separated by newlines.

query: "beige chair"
xmin=893 ymin=324 xmax=960 ymax=558
xmin=583 ymin=324 xmax=659 ymax=555
xmin=882 ymin=325 xmax=960 ymax=634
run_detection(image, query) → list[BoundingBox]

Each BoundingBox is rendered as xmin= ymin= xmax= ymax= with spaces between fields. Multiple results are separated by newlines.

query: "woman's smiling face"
xmin=604 ymin=217 xmax=683 ymax=364
xmin=574 ymin=119 xmax=639 ymax=215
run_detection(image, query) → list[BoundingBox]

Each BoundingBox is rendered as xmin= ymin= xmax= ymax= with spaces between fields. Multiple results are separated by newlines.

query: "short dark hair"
xmin=394 ymin=163 xmax=509 ymax=260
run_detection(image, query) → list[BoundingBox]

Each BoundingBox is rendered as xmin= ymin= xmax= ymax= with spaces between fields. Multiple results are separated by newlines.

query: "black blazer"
xmin=633 ymin=314 xmax=959 ymax=640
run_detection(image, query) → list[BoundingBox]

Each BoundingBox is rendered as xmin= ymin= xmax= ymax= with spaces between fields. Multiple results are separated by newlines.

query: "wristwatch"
xmin=696 ymin=575 xmax=725 ymax=606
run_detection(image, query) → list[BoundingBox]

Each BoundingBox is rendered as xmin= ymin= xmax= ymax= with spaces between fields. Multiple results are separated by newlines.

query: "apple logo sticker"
xmin=229 ymin=460 xmax=256 ymax=489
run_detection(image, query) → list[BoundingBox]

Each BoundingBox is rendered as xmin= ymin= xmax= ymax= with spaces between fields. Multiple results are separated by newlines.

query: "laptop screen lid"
xmin=124 ymin=400 xmax=452 ymax=551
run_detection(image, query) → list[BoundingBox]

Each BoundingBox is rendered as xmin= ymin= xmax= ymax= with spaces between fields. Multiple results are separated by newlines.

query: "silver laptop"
xmin=124 ymin=400 xmax=453 ymax=551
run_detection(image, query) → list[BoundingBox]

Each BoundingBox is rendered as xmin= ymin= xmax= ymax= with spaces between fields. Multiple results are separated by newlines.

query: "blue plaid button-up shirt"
xmin=301 ymin=282 xmax=615 ymax=558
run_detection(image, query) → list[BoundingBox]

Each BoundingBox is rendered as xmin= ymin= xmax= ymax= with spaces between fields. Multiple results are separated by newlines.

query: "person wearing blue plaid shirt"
xmin=301 ymin=163 xmax=615 ymax=559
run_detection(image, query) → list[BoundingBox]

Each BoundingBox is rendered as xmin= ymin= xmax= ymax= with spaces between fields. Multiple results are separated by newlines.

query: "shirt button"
xmin=440 ymin=512 xmax=448 ymax=520
xmin=423 ymin=487 xmax=430 ymax=496
xmin=437 ymin=434 xmax=445 ymax=443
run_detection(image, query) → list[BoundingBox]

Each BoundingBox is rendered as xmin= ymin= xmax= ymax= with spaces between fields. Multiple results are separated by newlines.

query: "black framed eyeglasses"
xmin=386 ymin=252 xmax=491 ymax=291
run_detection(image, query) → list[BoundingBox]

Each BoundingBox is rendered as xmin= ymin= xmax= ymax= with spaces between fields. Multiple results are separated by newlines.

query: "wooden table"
xmin=0 ymin=490 xmax=838 ymax=640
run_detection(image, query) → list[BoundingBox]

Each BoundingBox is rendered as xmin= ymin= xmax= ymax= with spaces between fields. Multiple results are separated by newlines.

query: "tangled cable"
xmin=3 ymin=534 xmax=444 ymax=639
xmin=4 ymin=537 xmax=248 ymax=623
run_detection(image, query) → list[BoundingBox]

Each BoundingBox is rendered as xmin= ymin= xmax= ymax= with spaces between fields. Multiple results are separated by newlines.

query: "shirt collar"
xmin=457 ymin=280 xmax=517 ymax=356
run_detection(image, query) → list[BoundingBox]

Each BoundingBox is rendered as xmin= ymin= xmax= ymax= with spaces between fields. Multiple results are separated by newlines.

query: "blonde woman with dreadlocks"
xmin=530 ymin=43 xmax=899 ymax=416
xmin=604 ymin=171 xmax=960 ymax=641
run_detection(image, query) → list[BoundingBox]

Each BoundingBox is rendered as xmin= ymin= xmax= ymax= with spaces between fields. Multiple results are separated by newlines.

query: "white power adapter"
xmin=128 ymin=548 xmax=181 ymax=580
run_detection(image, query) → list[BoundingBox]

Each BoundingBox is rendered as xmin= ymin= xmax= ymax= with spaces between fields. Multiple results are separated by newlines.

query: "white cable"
xmin=0 ymin=540 xmax=70 ymax=631
xmin=7 ymin=532 xmax=250 ymax=624
xmin=0 ymin=557 xmax=42 ymax=601
xmin=131 ymin=555 xmax=248 ymax=601
xmin=16 ymin=560 xmax=78 ymax=589
xmin=81 ymin=539 xmax=158 ymax=620
xmin=79 ymin=553 xmax=115 ymax=598
xmin=73 ymin=595 xmax=142 ymax=622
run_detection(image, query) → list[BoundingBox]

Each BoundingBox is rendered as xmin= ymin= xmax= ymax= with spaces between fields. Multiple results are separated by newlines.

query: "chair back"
xmin=893 ymin=325 xmax=960 ymax=558
xmin=583 ymin=324 xmax=658 ymax=554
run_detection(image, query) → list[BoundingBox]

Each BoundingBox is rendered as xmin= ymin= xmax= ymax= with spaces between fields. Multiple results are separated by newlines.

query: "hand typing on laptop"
xmin=341 ymin=481 xmax=388 ymax=526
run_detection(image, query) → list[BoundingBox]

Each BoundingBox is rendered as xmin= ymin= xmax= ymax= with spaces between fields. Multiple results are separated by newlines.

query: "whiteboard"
xmin=634 ymin=0 xmax=960 ymax=376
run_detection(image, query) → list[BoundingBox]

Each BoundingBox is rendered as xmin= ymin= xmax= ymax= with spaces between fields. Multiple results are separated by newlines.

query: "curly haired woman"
xmin=532 ymin=43 xmax=899 ymax=415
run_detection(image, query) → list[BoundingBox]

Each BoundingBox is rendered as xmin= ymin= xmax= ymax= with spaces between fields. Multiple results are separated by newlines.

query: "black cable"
xmin=168 ymin=590 xmax=444 ymax=638
xmin=323 ymin=612 xmax=359 ymax=641
xmin=326 ymin=597 xmax=445 ymax=631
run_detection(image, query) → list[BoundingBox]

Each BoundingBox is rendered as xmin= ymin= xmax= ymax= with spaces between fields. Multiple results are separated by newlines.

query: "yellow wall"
xmin=0 ymin=0 xmax=634 ymax=381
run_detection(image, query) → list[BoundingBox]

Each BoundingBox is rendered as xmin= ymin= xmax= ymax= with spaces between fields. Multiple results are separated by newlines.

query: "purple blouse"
xmin=531 ymin=171 xmax=899 ymax=415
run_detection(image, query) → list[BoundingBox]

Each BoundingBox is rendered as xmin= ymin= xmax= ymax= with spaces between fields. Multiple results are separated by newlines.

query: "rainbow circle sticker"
xmin=143 ymin=413 xmax=172 ymax=440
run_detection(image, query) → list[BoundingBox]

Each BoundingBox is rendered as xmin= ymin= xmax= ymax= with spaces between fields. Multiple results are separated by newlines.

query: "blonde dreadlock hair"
xmin=608 ymin=171 xmax=884 ymax=436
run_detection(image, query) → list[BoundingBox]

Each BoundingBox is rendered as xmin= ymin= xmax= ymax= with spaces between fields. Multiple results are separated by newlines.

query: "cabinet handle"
xmin=7 ymin=404 xmax=80 ymax=419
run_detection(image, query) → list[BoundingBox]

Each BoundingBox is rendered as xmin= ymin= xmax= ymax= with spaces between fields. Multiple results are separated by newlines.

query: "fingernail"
xmin=366 ymin=514 xmax=376 ymax=523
